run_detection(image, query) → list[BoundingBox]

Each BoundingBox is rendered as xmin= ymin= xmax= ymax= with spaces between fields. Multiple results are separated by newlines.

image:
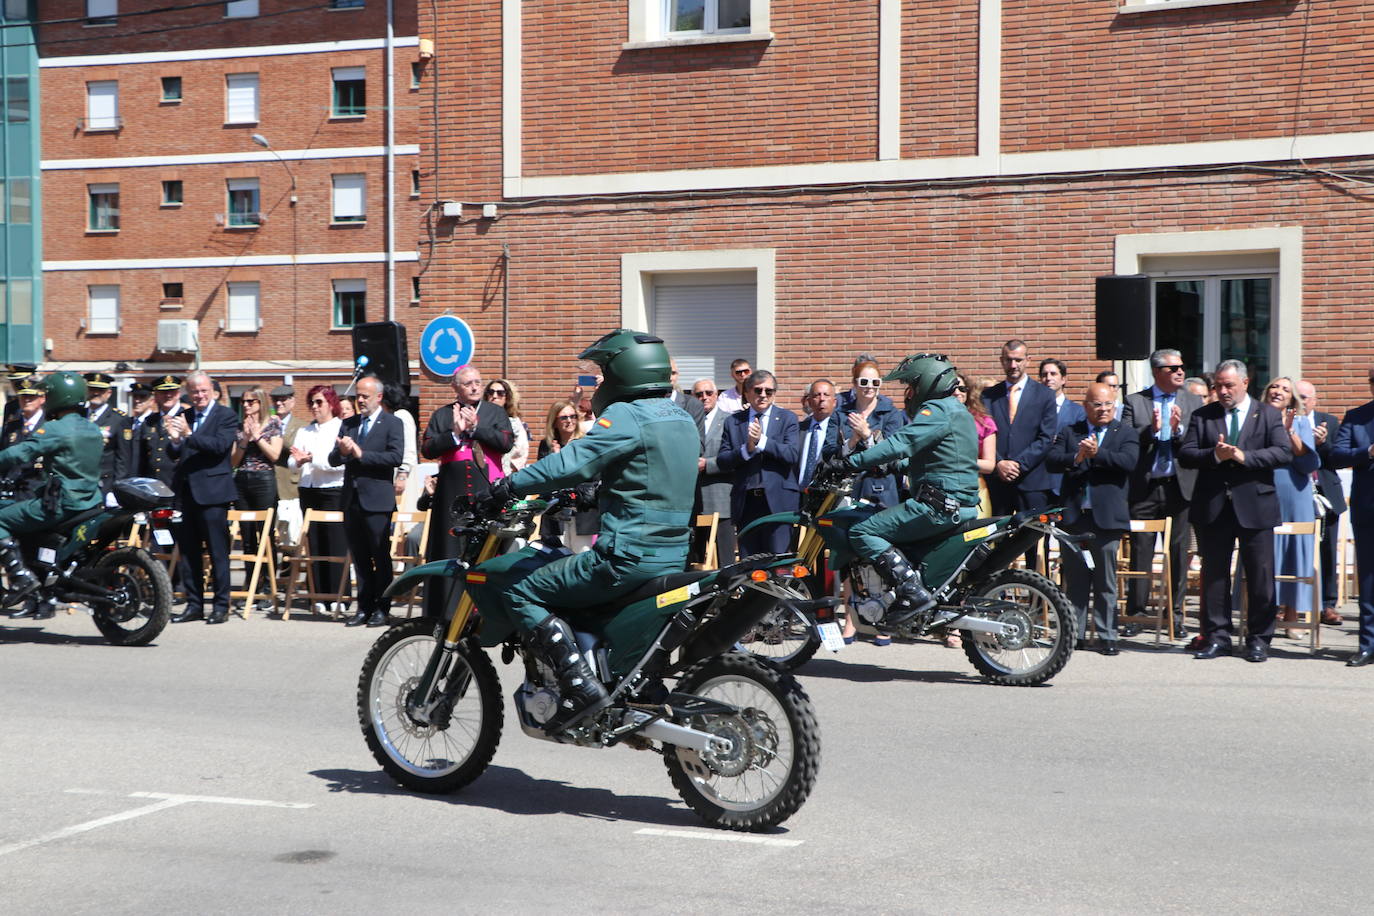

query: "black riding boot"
xmin=869 ymin=547 xmax=935 ymax=627
xmin=0 ymin=537 xmax=39 ymax=607
xmin=532 ymin=614 xmax=610 ymax=734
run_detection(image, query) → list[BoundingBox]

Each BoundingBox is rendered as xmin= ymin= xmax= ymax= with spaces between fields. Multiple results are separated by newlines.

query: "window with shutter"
xmin=227 ymin=282 xmax=260 ymax=332
xmin=86 ymin=0 xmax=116 ymax=25
xmin=649 ymin=272 xmax=756 ymax=387
xmin=226 ymin=178 xmax=260 ymax=227
xmin=331 ymin=67 xmax=366 ymax=117
xmin=225 ymin=73 xmax=259 ymax=124
xmin=331 ymin=174 xmax=366 ymax=223
xmin=88 ymin=285 xmax=120 ymax=334
xmin=88 ymin=183 xmax=120 ymax=231
xmin=85 ymin=81 xmax=119 ymax=130
xmin=332 ymin=279 xmax=366 ymax=328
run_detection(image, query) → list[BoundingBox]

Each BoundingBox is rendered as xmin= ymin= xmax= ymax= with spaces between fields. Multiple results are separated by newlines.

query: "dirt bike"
xmin=357 ymin=493 xmax=821 ymax=831
xmin=0 ymin=477 xmax=176 ymax=646
xmin=738 ymin=463 xmax=1079 ymax=686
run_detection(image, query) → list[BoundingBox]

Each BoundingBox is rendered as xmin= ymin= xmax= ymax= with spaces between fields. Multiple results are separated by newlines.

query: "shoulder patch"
xmin=34 ymin=427 xmax=44 ymax=435
xmin=596 ymin=417 xmax=612 ymax=428
xmin=920 ymin=408 xmax=932 ymax=416
xmin=123 ymin=428 xmax=133 ymax=440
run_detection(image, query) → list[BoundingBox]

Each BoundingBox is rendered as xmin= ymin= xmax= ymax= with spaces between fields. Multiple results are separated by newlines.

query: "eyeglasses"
xmin=309 ymin=399 xmax=327 ymax=406
xmin=733 ymin=368 xmax=752 ymax=376
xmin=752 ymin=386 xmax=776 ymax=396
xmin=855 ymin=377 xmax=882 ymax=389
xmin=1085 ymin=401 xmax=1115 ymax=409
xmin=556 ymin=413 xmax=577 ymax=421
xmin=692 ymin=391 xmax=715 ymax=398
xmin=1158 ymin=365 xmax=1186 ymax=373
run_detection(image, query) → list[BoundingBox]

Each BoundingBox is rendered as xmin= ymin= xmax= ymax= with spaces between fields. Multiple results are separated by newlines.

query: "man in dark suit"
xmin=1331 ymin=371 xmax=1374 ymax=666
xmin=692 ymin=378 xmax=738 ymax=565
xmin=981 ymin=339 xmax=1060 ymax=517
xmin=82 ymin=371 xmax=128 ymax=493
xmin=1121 ymin=348 xmax=1205 ymax=640
xmin=419 ymin=365 xmax=513 ymax=618
xmin=718 ymin=370 xmax=800 ymax=556
xmin=797 ymin=379 xmax=843 ymax=489
xmin=1049 ymin=383 xmax=1139 ymax=655
xmin=329 ymin=376 xmax=404 ymax=628
xmin=169 ymin=371 xmax=240 ymax=625
xmin=135 ymin=375 xmax=187 ymax=486
xmin=1179 ymin=359 xmax=1292 ymax=662
xmin=669 ymin=359 xmax=706 ymax=446
xmin=1039 ymin=358 xmax=1086 ymax=500
xmin=1298 ymin=379 xmax=1347 ymax=626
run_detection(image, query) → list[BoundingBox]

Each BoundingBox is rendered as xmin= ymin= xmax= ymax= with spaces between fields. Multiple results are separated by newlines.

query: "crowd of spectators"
xmin=6 ymin=339 xmax=1372 ymax=665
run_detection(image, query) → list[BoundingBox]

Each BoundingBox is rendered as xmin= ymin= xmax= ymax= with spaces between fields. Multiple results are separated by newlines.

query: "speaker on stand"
xmin=351 ymin=320 xmax=415 ymax=413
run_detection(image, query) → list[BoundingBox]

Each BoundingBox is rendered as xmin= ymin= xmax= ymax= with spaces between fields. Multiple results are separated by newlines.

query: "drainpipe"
xmin=384 ymin=0 xmax=397 ymax=321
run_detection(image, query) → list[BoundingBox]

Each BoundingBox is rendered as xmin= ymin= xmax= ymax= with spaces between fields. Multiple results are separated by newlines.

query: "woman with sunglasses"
xmin=485 ymin=378 xmax=530 ymax=475
xmin=536 ymin=399 xmax=598 ymax=553
xmin=287 ymin=385 xmax=348 ymax=616
xmin=954 ymin=371 xmax=997 ymax=518
xmin=231 ymin=386 xmax=283 ymax=574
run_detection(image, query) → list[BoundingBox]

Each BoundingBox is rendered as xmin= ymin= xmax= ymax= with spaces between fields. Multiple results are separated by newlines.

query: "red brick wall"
xmin=1003 ymin=0 xmax=1374 ymax=153
xmin=902 ymin=0 xmax=979 ymax=159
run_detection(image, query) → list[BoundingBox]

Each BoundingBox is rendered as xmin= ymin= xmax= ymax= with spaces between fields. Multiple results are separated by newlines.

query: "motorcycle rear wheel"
xmin=664 ymin=651 xmax=819 ymax=831
xmin=357 ymin=618 xmax=503 ymax=793
xmin=738 ymin=603 xmax=820 ymax=671
xmin=92 ymin=547 xmax=172 ymax=646
xmin=962 ymin=568 xmax=1073 ymax=686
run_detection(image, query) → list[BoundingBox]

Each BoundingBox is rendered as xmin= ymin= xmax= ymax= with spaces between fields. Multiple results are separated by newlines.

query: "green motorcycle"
xmin=739 ymin=463 xmax=1077 ymax=686
xmin=357 ymin=494 xmax=821 ymax=831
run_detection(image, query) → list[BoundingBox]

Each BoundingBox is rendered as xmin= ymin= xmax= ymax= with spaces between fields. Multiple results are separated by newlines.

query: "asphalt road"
xmin=3 ymin=609 xmax=1372 ymax=915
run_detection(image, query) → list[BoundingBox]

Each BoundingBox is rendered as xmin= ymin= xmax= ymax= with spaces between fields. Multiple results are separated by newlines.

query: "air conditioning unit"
xmin=157 ymin=319 xmax=199 ymax=353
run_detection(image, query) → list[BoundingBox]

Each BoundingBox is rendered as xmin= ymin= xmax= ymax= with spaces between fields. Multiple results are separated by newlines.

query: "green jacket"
xmin=510 ymin=397 xmax=698 ymax=559
xmin=0 ymin=411 xmax=104 ymax=513
xmin=847 ymin=395 xmax=981 ymax=506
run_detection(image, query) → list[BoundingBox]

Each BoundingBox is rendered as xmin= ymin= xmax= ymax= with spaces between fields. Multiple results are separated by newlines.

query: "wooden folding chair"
xmin=694 ymin=513 xmax=720 ymax=570
xmin=388 ymin=509 xmax=431 ymax=618
xmin=281 ymin=509 xmax=352 ymax=620
xmin=227 ymin=507 xmax=277 ymax=620
xmin=1273 ymin=519 xmax=1323 ymax=654
xmin=1116 ymin=517 xmax=1178 ymax=645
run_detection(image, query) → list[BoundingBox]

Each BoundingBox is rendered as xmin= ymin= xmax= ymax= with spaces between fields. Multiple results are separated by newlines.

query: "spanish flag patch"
xmin=596 ymin=417 xmax=612 ymax=428
xmin=920 ymin=408 xmax=932 ymax=416
xmin=465 ymin=572 xmax=488 ymax=584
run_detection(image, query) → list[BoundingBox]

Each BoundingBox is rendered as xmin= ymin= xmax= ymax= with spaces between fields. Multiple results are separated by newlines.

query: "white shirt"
xmin=22 ymin=409 xmax=42 ymax=434
xmin=718 ymin=387 xmax=746 ymax=414
xmin=1225 ymin=396 xmax=1252 ymax=438
xmin=393 ymin=408 xmax=418 ymax=474
xmin=740 ymin=406 xmax=771 ymax=459
xmin=289 ymin=417 xmax=344 ymax=488
xmin=801 ymin=414 xmax=831 ymax=470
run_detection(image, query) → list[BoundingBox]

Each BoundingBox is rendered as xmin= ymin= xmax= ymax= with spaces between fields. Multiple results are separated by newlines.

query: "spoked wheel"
xmin=92 ymin=548 xmax=172 ymax=646
xmin=737 ymin=603 xmax=820 ymax=671
xmin=962 ymin=568 xmax=1073 ymax=686
xmin=357 ymin=618 xmax=503 ymax=793
xmin=664 ymin=652 xmax=819 ymax=831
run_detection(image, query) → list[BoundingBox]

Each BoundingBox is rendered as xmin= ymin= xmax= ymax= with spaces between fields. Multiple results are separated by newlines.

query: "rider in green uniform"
xmin=479 ymin=329 xmax=699 ymax=732
xmin=833 ymin=353 xmax=981 ymax=628
xmin=0 ymin=372 xmax=105 ymax=607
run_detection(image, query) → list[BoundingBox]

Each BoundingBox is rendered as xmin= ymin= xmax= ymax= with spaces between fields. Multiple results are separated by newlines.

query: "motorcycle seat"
xmin=607 ymin=568 xmax=714 ymax=610
xmin=63 ymin=505 xmax=109 ymax=529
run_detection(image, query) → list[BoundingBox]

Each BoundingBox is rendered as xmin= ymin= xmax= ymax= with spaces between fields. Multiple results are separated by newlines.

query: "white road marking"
xmin=635 ymin=827 xmax=803 ymax=847
xmin=0 ymin=790 xmax=313 ymax=858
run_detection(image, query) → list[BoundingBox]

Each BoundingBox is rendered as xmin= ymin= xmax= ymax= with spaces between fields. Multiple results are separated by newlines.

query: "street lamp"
xmin=251 ymin=133 xmax=297 ymax=204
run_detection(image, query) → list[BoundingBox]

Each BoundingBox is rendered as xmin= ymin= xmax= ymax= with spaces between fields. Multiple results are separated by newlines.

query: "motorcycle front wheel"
xmin=664 ymin=651 xmax=819 ymax=831
xmin=962 ymin=568 xmax=1073 ymax=686
xmin=737 ymin=602 xmax=820 ymax=671
xmin=91 ymin=547 xmax=172 ymax=646
xmin=357 ymin=618 xmax=503 ymax=793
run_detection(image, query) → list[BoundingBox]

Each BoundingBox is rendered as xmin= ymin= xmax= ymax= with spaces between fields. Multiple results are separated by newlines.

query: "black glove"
xmin=821 ymin=456 xmax=852 ymax=477
xmin=475 ymin=477 xmax=514 ymax=518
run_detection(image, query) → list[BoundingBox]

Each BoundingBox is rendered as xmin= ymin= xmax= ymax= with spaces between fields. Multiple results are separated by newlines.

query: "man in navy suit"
xmin=1331 ymin=369 xmax=1374 ymax=666
xmin=718 ymin=370 xmax=800 ymax=556
xmin=797 ymin=379 xmax=843 ymax=489
xmin=1039 ymin=358 xmax=1087 ymax=500
xmin=169 ymin=372 xmax=241 ymax=625
xmin=982 ymin=340 xmax=1060 ymax=517
xmin=1298 ymin=379 xmax=1347 ymax=626
xmin=1049 ymin=383 xmax=1139 ymax=655
xmin=1179 ymin=359 xmax=1292 ymax=662
xmin=330 ymin=376 xmax=405 ymax=628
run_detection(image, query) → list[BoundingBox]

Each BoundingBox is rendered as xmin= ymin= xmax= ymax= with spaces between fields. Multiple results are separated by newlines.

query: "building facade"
xmin=36 ymin=0 xmax=426 ymax=402
xmin=1 ymin=0 xmax=39 ymax=366
xmin=412 ymin=0 xmax=1374 ymax=419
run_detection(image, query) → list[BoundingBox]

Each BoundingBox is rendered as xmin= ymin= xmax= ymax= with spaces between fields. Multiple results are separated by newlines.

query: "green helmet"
xmin=42 ymin=371 xmax=89 ymax=413
xmin=884 ymin=352 xmax=959 ymax=412
xmin=578 ymin=329 xmax=672 ymax=415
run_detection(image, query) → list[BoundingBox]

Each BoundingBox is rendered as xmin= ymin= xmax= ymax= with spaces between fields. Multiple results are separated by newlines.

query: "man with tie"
xmin=1179 ymin=360 xmax=1291 ymax=662
xmin=82 ymin=371 xmax=129 ymax=493
xmin=981 ymin=339 xmax=1059 ymax=517
xmin=329 ymin=375 xmax=404 ymax=628
xmin=1121 ymin=348 xmax=1205 ymax=640
xmin=668 ymin=358 xmax=706 ymax=446
xmin=1039 ymin=358 xmax=1087 ymax=501
xmin=797 ymin=379 xmax=843 ymax=490
xmin=1297 ymin=379 xmax=1347 ymax=627
xmin=169 ymin=371 xmax=241 ymax=625
xmin=692 ymin=378 xmax=738 ymax=565
xmin=1330 ymin=367 xmax=1374 ymax=666
xmin=718 ymin=370 xmax=801 ymax=556
xmin=1049 ymin=383 xmax=1139 ymax=655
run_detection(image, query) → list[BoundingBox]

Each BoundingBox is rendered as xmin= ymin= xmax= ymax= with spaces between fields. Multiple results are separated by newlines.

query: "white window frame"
xmin=1119 ymin=0 xmax=1264 ymax=13
xmin=332 ymin=278 xmax=366 ymax=329
xmin=225 ymin=177 xmax=260 ymax=227
xmin=331 ymin=66 xmax=366 ymax=118
xmin=226 ymin=281 xmax=261 ymax=333
xmin=224 ymin=72 xmax=259 ymax=124
xmin=620 ymin=248 xmax=775 ymax=371
xmin=88 ymin=285 xmax=120 ymax=335
xmin=86 ymin=0 xmax=117 ymax=25
xmin=224 ymin=0 xmax=258 ymax=17
xmin=87 ymin=182 xmax=120 ymax=232
xmin=331 ymin=173 xmax=366 ymax=223
xmin=85 ymin=80 xmax=119 ymax=131
xmin=626 ymin=0 xmax=771 ymax=49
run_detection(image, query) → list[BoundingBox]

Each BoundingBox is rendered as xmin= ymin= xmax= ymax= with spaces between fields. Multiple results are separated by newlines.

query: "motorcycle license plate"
xmin=152 ymin=528 xmax=175 ymax=546
xmin=817 ymin=621 xmax=845 ymax=653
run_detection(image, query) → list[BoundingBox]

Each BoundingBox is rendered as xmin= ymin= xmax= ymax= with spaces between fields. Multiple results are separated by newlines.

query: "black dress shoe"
xmin=1075 ymin=639 xmax=1086 ymax=651
xmin=172 ymin=608 xmax=205 ymax=623
xmin=1120 ymin=623 xmax=1142 ymax=638
xmin=366 ymin=611 xmax=390 ymax=627
xmin=345 ymin=610 xmax=369 ymax=627
xmin=1100 ymin=641 xmax=1120 ymax=656
xmin=1347 ymin=651 xmax=1374 ymax=667
xmin=32 ymin=602 xmax=56 ymax=620
xmin=1244 ymin=640 xmax=1268 ymax=663
xmin=207 ymin=608 xmax=228 ymax=625
xmin=1194 ymin=641 xmax=1230 ymax=660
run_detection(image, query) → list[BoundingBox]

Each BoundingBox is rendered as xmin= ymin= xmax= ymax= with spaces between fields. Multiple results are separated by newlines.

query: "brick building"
xmin=35 ymin=0 xmax=426 ymax=403
xmin=412 ymin=0 xmax=1374 ymax=425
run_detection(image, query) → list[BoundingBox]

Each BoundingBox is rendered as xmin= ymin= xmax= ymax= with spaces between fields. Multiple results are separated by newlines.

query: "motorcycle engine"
xmin=514 ymin=682 xmax=563 ymax=741
xmin=852 ymin=594 xmax=887 ymax=626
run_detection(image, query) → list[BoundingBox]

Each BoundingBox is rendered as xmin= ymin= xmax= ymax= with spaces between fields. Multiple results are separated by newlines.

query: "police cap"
xmin=84 ymin=371 xmax=115 ymax=389
xmin=16 ymin=375 xmax=43 ymax=396
xmin=6 ymin=363 xmax=38 ymax=382
xmin=152 ymin=375 xmax=183 ymax=391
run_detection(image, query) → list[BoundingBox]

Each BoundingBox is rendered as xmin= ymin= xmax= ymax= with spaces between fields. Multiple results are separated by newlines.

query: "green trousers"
xmin=504 ymin=545 xmax=689 ymax=632
xmin=0 ymin=498 xmax=59 ymax=540
xmin=849 ymin=499 xmax=977 ymax=558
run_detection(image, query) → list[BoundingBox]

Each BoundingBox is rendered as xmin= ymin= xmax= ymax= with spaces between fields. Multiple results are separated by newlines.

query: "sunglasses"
xmin=556 ymin=414 xmax=577 ymax=421
xmin=1159 ymin=365 xmax=1186 ymax=372
xmin=692 ymin=391 xmax=715 ymax=398
xmin=856 ymin=377 xmax=882 ymax=389
xmin=486 ymin=389 xmax=507 ymax=396
xmin=733 ymin=368 xmax=752 ymax=376
xmin=954 ymin=385 xmax=968 ymax=393
xmin=752 ymin=386 xmax=776 ymax=396
xmin=309 ymin=399 xmax=327 ymax=406
xmin=242 ymin=399 xmax=258 ymax=404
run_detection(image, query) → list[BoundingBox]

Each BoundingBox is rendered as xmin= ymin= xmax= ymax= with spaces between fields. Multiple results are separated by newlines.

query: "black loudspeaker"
xmin=351 ymin=320 xmax=411 ymax=394
xmin=1095 ymin=275 xmax=1152 ymax=360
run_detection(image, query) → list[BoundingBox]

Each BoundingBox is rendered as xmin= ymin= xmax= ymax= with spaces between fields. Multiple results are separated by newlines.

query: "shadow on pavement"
xmin=796 ymin=655 xmax=992 ymax=686
xmin=310 ymin=765 xmax=739 ymax=830
xmin=0 ymin=623 xmax=121 ymax=646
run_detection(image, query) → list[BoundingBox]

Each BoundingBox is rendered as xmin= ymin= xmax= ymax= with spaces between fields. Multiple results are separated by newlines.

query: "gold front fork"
xmin=443 ymin=532 xmax=502 ymax=644
xmin=796 ymin=492 xmax=838 ymax=570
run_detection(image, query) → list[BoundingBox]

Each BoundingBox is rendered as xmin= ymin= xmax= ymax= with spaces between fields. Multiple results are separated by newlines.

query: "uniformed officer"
xmin=832 ymin=353 xmax=981 ymax=627
xmin=2 ymin=363 xmax=37 ymax=429
xmin=1 ymin=375 xmax=48 ymax=501
xmin=134 ymin=375 xmax=185 ymax=485
xmin=83 ymin=371 xmax=129 ymax=492
xmin=479 ymin=329 xmax=699 ymax=733
xmin=0 ymin=372 xmax=104 ymax=606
